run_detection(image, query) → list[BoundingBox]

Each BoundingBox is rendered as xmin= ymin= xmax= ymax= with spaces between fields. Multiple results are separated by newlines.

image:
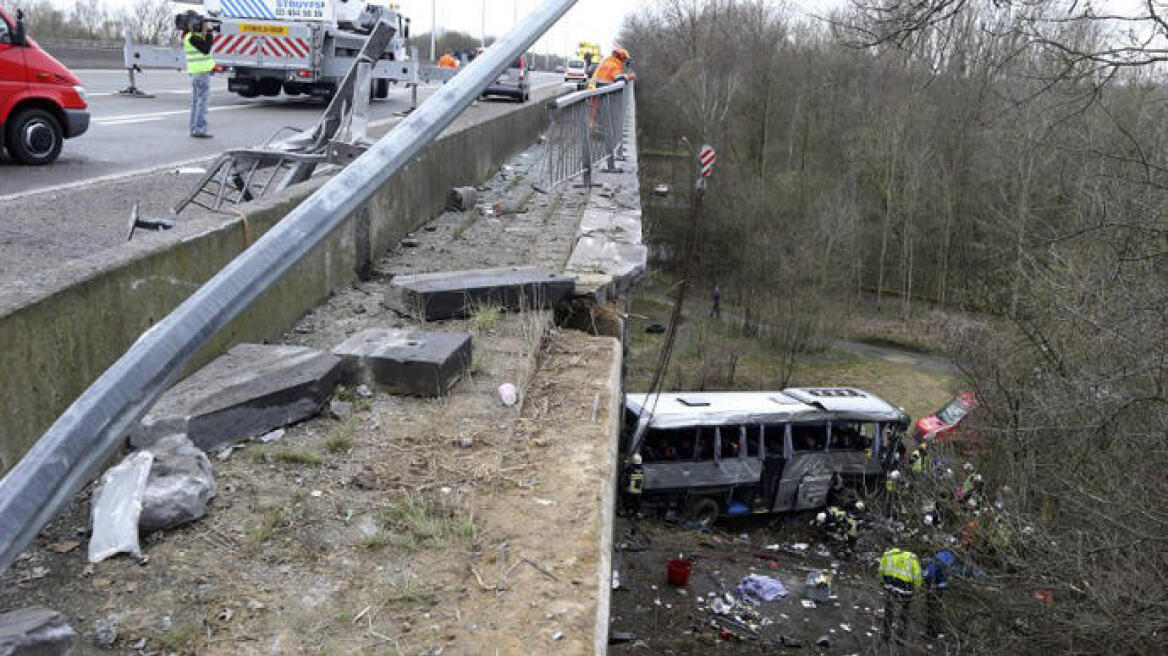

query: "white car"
xmin=564 ymin=58 xmax=588 ymax=90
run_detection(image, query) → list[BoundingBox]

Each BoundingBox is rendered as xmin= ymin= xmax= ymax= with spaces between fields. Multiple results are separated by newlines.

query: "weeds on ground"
xmin=269 ymin=447 xmax=324 ymax=466
xmin=375 ymin=493 xmax=476 ymax=551
xmin=471 ymin=305 xmax=502 ymax=332
xmin=322 ymin=421 xmax=355 ymax=454
xmin=155 ymin=620 xmax=200 ymax=652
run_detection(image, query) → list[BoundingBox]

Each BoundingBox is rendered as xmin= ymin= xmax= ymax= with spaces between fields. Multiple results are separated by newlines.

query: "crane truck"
xmin=175 ymin=0 xmax=417 ymax=100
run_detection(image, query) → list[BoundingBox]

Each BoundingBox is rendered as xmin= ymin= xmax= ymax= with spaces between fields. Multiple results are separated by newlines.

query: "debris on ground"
xmin=497 ymin=382 xmax=518 ymax=406
xmin=0 ymin=607 xmax=76 ymax=656
xmin=139 ymin=434 xmax=217 ymax=531
xmin=88 ymin=451 xmax=153 ymax=563
xmin=737 ymin=574 xmax=788 ymax=602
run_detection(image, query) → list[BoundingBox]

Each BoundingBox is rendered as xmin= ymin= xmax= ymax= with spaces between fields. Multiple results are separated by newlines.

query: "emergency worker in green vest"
xmin=879 ymin=547 xmax=922 ymax=643
xmin=622 ymin=453 xmax=644 ymax=515
xmin=910 ymin=441 xmax=928 ymax=475
xmin=182 ymin=13 xmax=217 ymax=138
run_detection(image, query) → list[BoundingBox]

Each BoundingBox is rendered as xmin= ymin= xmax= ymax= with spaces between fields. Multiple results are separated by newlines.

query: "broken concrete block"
xmin=564 ymin=237 xmax=647 ymax=291
xmin=447 ymin=186 xmax=479 ymax=212
xmin=89 ymin=451 xmax=153 ymax=563
xmin=139 ymin=435 xmax=217 ymax=531
xmin=0 ymin=607 xmax=77 ymax=656
xmin=387 ymin=266 xmax=575 ymax=321
xmin=132 ymin=343 xmax=344 ymax=452
xmin=332 ymin=328 xmax=471 ymax=396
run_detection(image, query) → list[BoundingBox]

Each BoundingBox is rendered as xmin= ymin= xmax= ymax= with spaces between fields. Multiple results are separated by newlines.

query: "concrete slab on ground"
xmin=332 ymin=328 xmax=472 ymax=396
xmin=132 ymin=343 xmax=344 ymax=451
xmin=387 ymin=266 xmax=576 ymax=320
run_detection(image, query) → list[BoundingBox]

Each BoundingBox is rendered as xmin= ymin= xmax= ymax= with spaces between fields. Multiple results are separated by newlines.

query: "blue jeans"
xmin=189 ymin=73 xmax=210 ymax=135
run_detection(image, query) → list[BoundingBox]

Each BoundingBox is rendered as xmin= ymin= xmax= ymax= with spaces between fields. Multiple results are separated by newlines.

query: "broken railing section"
xmin=0 ymin=0 xmax=582 ymax=577
xmin=386 ymin=265 xmax=575 ymax=321
xmin=536 ymin=81 xmax=632 ymax=191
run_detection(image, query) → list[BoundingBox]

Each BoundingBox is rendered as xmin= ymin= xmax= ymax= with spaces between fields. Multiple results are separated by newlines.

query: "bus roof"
xmin=625 ymin=388 xmax=904 ymax=429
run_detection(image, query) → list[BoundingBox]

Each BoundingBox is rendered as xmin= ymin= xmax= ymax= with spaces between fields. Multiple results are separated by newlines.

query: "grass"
xmin=322 ymin=422 xmax=355 ymax=454
xmin=269 ymin=448 xmax=325 ymax=466
xmin=155 ymin=620 xmax=199 ymax=652
xmin=625 ymin=287 xmax=955 ymax=422
xmin=470 ymin=304 xmax=502 ymax=332
xmin=247 ymin=507 xmax=287 ymax=546
xmin=375 ymin=493 xmax=476 ymax=551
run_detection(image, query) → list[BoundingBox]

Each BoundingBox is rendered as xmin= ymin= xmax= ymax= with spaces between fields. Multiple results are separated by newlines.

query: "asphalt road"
xmin=0 ymin=69 xmax=566 ymax=198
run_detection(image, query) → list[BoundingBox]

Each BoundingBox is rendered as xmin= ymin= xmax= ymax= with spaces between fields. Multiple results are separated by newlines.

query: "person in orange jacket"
xmin=438 ymin=49 xmax=459 ymax=69
xmin=589 ymin=47 xmax=628 ymax=88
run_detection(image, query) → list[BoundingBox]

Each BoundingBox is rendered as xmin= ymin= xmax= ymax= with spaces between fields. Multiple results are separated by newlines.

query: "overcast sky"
xmin=69 ymin=0 xmax=842 ymax=56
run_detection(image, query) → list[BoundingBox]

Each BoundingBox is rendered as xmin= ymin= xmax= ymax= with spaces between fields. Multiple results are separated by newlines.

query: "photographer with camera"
xmin=178 ymin=11 xmax=218 ymax=138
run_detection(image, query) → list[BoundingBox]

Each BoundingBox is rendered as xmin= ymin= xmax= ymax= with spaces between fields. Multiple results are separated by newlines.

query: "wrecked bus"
xmin=623 ymin=388 xmax=908 ymax=525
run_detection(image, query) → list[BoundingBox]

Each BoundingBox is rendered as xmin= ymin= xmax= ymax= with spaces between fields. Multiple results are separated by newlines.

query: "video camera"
xmin=175 ymin=10 xmax=221 ymax=34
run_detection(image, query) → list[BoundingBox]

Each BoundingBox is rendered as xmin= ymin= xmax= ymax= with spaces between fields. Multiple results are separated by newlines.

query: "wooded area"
xmin=625 ymin=0 xmax=1168 ymax=652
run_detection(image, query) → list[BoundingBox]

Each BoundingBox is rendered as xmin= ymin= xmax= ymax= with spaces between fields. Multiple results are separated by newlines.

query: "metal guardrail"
xmin=538 ymin=81 xmax=631 ymax=190
xmin=0 ymin=0 xmax=581 ymax=577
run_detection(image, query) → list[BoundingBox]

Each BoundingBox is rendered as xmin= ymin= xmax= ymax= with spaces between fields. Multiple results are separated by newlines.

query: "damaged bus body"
xmin=623 ymin=388 xmax=907 ymax=524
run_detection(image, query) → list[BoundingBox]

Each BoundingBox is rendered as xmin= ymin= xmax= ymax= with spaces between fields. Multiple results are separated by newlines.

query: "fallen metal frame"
xmin=0 ymin=0 xmax=581 ymax=576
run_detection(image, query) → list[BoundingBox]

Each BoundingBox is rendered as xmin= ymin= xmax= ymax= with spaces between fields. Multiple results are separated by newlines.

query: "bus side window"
xmin=642 ymin=428 xmax=692 ymax=462
xmin=793 ymin=423 xmax=826 ymax=451
xmin=694 ymin=426 xmax=717 ymax=461
xmin=763 ymin=424 xmax=785 ymax=457
xmin=744 ymin=426 xmax=761 ymax=457
xmin=720 ymin=425 xmax=743 ymax=458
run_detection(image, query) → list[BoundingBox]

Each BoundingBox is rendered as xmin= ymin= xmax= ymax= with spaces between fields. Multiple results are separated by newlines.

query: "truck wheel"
xmin=685 ymin=498 xmax=720 ymax=528
xmin=5 ymin=108 xmax=63 ymax=166
xmin=373 ymin=78 xmax=390 ymax=99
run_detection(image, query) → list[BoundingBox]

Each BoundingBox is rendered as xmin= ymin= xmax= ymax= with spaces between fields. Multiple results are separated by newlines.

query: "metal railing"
xmin=0 ymin=0 xmax=581 ymax=576
xmin=537 ymin=81 xmax=631 ymax=190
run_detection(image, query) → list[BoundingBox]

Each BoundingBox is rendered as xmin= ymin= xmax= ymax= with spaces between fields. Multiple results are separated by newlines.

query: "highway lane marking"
xmin=88 ymin=90 xmax=192 ymax=97
xmin=0 ymin=155 xmax=218 ymax=203
xmin=94 ymin=104 xmax=262 ymax=124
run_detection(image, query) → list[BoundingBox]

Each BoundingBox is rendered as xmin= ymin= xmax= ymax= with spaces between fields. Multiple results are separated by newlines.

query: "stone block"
xmin=133 ymin=343 xmax=344 ymax=452
xmin=139 ymin=434 xmax=217 ymax=531
xmin=388 ymin=266 xmax=575 ymax=321
xmin=0 ymin=607 xmax=76 ymax=656
xmin=447 ymin=186 xmax=479 ymax=212
xmin=332 ymin=328 xmax=471 ymax=396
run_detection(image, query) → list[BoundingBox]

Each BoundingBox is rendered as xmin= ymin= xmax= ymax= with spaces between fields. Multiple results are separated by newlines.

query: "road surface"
xmin=0 ymin=69 xmax=565 ymax=198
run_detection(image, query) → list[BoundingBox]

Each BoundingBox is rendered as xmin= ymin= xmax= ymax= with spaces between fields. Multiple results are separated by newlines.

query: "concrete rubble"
xmin=0 ymin=607 xmax=77 ymax=656
xmin=386 ymin=266 xmax=575 ymax=321
xmin=332 ymin=328 xmax=472 ymax=396
xmin=88 ymin=451 xmax=153 ymax=564
xmin=446 ymin=186 xmax=479 ymax=212
xmin=132 ymin=343 xmax=344 ymax=452
xmin=138 ymin=434 xmax=217 ymax=531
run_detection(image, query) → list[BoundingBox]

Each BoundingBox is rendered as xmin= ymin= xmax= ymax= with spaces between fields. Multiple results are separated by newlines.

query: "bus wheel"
xmin=685 ymin=498 xmax=720 ymax=528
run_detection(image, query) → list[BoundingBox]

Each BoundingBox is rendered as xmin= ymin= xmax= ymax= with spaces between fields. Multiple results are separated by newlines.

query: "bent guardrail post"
xmin=0 ymin=0 xmax=580 ymax=577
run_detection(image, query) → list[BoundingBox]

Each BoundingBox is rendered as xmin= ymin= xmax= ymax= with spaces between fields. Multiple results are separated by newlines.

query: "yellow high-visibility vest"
xmin=879 ymin=548 xmax=922 ymax=589
xmin=184 ymin=33 xmax=216 ymax=75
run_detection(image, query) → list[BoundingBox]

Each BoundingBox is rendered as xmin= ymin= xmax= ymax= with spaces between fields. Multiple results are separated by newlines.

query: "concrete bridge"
xmin=0 ymin=64 xmax=644 ymax=654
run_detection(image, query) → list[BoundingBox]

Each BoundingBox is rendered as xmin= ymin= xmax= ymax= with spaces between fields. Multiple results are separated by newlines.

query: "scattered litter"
xmin=50 ymin=540 xmax=80 ymax=554
xmin=258 ymin=428 xmax=285 ymax=444
xmin=440 ymin=486 xmax=452 ymax=494
xmin=456 ymin=435 xmax=473 ymax=448
xmin=310 ymin=490 xmax=323 ymax=497
xmin=497 ymin=383 xmax=519 ymax=406
xmin=355 ymin=384 xmax=373 ymax=398
xmin=840 ymin=623 xmax=852 ymax=632
xmin=140 ymin=434 xmax=216 ymax=531
xmin=611 ymin=570 xmax=621 ymax=590
xmin=803 ymin=570 xmax=833 ymax=602
xmin=816 ymin=635 xmax=830 ymax=647
xmin=176 ymin=166 xmax=206 ymax=175
xmin=551 ymin=631 xmax=564 ymax=641
xmin=89 ymin=451 xmax=153 ymax=563
xmin=93 ymin=614 xmax=119 ymax=647
xmin=736 ymin=574 xmax=788 ymax=602
xmin=534 ymin=498 xmax=556 ymax=506
xmin=1033 ymin=588 xmax=1054 ymax=603
xmin=401 ymin=238 xmax=420 ymax=248
xmin=801 ymin=600 xmax=816 ymax=609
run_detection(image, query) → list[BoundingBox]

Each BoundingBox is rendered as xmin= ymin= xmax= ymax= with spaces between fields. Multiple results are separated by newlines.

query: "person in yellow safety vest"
xmin=438 ymin=50 xmax=459 ymax=69
xmin=183 ymin=17 xmax=217 ymax=139
xmin=817 ymin=506 xmax=859 ymax=556
xmin=622 ymin=453 xmax=644 ymax=515
xmin=879 ymin=547 xmax=923 ymax=643
xmin=910 ymin=441 xmax=928 ymax=474
xmin=588 ymin=47 xmax=628 ymax=89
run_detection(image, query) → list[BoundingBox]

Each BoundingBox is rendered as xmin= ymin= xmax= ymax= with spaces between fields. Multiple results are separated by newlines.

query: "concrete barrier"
xmin=0 ymin=98 xmax=550 ymax=474
xmin=39 ymin=40 xmax=126 ymax=70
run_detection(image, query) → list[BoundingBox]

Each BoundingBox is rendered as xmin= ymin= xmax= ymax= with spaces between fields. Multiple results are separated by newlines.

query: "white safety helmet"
xmin=631 ymin=453 xmax=642 ymax=465
xmin=889 ymin=470 xmax=901 ymax=480
xmin=945 ymin=468 xmax=954 ymax=477
xmin=924 ymin=513 xmax=934 ymax=525
xmin=973 ymin=474 xmax=983 ymax=483
xmin=816 ymin=512 xmax=827 ymax=524
xmin=854 ymin=501 xmax=865 ymax=512
xmin=963 ymin=462 xmax=975 ymax=472
xmin=967 ymin=498 xmax=978 ymax=508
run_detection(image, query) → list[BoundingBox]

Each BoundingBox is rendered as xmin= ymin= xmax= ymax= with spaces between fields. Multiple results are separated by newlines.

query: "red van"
xmin=0 ymin=8 xmax=89 ymax=165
